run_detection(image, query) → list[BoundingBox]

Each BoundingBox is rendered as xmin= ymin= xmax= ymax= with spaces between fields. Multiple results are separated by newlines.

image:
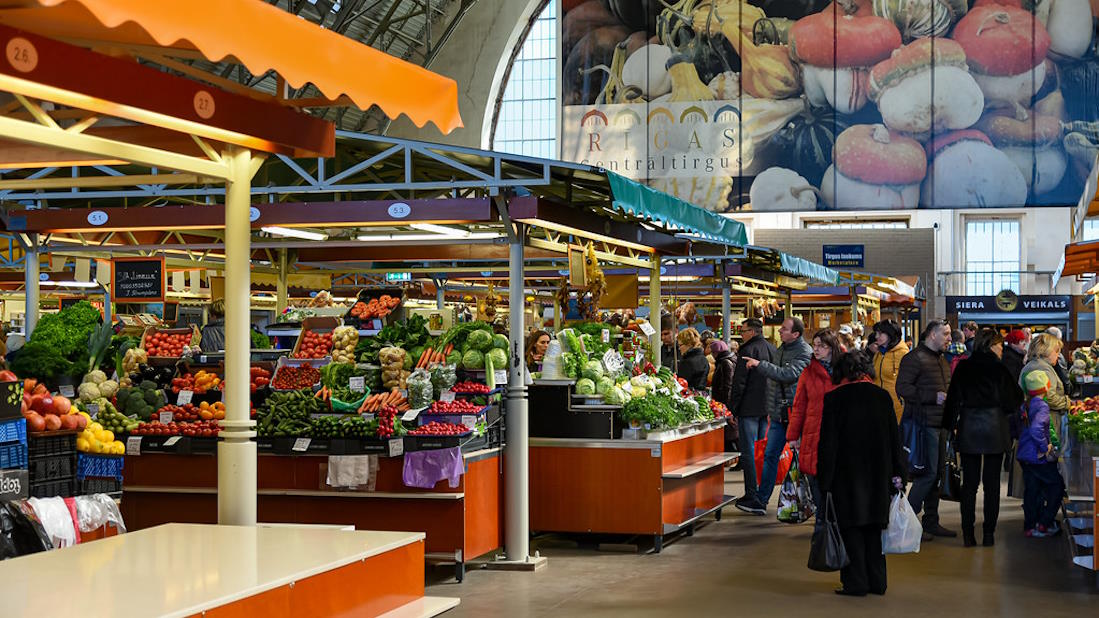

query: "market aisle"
xmin=429 ymin=474 xmax=1095 ymax=617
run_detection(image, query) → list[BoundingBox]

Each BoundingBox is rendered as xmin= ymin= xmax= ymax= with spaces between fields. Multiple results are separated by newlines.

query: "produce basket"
xmin=292 ymin=316 xmax=341 ymax=359
xmin=77 ymin=453 xmax=125 ymax=482
xmin=0 ymin=441 xmax=27 ymax=468
xmin=30 ymin=477 xmax=75 ymax=499
xmin=0 ymin=418 xmax=27 ymax=444
xmin=140 ymin=325 xmax=201 ymax=364
xmin=30 ymin=453 xmax=76 ymax=481
xmin=344 ymin=287 xmax=404 ymax=329
xmin=330 ymin=389 xmax=370 ymax=413
xmin=28 ymin=431 xmax=77 ymax=458
xmin=270 ymin=357 xmax=330 ymax=392
xmin=80 ymin=477 xmax=122 ymax=495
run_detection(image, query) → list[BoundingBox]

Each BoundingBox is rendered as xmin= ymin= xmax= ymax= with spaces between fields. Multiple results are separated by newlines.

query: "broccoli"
xmin=144 ymin=390 xmax=159 ymax=406
xmin=140 ymin=381 xmax=158 ymax=391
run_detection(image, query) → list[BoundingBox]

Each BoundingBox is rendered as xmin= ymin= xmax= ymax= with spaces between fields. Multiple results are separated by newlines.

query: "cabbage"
xmin=461 ymin=349 xmax=485 ymax=370
xmin=604 ymin=386 xmax=625 ymax=406
xmin=446 ymin=351 xmax=463 ymax=366
xmin=581 ymin=360 xmax=604 ymax=381
xmin=467 ymin=330 xmax=494 ymax=352
xmin=492 ymin=334 xmax=509 ymax=350
xmin=486 ymin=348 xmax=508 ymax=369
xmin=595 ymin=376 xmax=615 ymax=395
xmin=576 ymin=378 xmax=596 ymax=395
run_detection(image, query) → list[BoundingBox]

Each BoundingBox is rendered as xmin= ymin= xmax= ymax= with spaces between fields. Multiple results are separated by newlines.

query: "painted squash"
xmin=871 ymin=0 xmax=967 ymax=41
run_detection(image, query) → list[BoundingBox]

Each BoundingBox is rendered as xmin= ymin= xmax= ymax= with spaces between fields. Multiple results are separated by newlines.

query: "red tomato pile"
xmin=130 ymin=419 xmax=220 ymax=437
xmin=451 ymin=381 xmax=491 ymax=394
xmin=408 ymin=421 xmax=468 ymax=436
xmin=271 ymin=364 xmax=321 ymax=390
xmin=156 ymin=403 xmax=199 ymax=422
xmin=293 ymin=330 xmax=333 ymax=359
xmin=426 ymin=399 xmax=481 ymax=415
xmin=145 ymin=331 xmax=190 ymax=357
xmin=219 ymin=366 xmax=272 ymax=393
xmin=376 ymin=405 xmax=399 ymax=439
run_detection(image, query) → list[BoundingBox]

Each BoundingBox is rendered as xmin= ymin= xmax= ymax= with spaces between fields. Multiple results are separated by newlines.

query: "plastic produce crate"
xmin=77 ymin=454 xmax=125 ymax=481
xmin=28 ymin=431 xmax=77 ymax=458
xmin=79 ymin=477 xmax=122 ymax=495
xmin=30 ymin=453 xmax=77 ymax=481
xmin=0 ymin=441 xmax=28 ymax=469
xmin=0 ymin=418 xmax=27 ymax=445
xmin=30 ymin=477 xmax=75 ymax=499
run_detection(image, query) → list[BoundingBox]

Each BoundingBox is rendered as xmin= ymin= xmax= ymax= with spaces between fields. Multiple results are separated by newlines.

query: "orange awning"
xmin=1062 ymin=240 xmax=1099 ymax=278
xmin=0 ymin=0 xmax=463 ymax=134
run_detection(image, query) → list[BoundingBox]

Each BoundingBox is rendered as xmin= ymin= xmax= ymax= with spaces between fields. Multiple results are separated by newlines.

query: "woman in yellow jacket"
xmin=871 ymin=320 xmax=910 ymax=422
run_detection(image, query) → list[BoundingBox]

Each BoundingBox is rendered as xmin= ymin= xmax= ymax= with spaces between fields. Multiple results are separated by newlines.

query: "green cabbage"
xmin=581 ymin=360 xmax=604 ymax=381
xmin=446 ymin=351 xmax=463 ymax=366
xmin=461 ymin=349 xmax=485 ymax=370
xmin=492 ymin=334 xmax=509 ymax=350
xmin=487 ymin=347 xmax=508 ymax=369
xmin=604 ymin=386 xmax=625 ymax=406
xmin=595 ymin=376 xmax=615 ymax=395
xmin=576 ymin=378 xmax=596 ymax=395
xmin=467 ymin=330 xmax=494 ymax=352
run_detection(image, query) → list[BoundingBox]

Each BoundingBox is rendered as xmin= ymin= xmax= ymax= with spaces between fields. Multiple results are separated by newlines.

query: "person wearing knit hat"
xmin=1016 ymin=369 xmax=1065 ymax=537
xmin=1003 ymin=329 xmax=1028 ymax=382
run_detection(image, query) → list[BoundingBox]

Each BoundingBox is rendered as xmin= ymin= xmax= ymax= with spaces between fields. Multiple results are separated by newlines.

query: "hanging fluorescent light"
xmin=357 ymin=232 xmax=503 ymax=242
xmin=410 ymin=223 xmax=464 ymax=236
xmin=40 ymin=281 xmax=100 ymax=288
xmin=261 ymin=226 xmax=328 ymax=241
xmin=638 ymin=275 xmax=699 ymax=282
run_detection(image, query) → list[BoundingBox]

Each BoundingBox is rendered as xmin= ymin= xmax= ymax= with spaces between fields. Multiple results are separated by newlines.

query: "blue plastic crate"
xmin=77 ymin=454 xmax=124 ymax=481
xmin=0 ymin=441 xmax=28 ymax=469
xmin=0 ymin=418 xmax=26 ymax=445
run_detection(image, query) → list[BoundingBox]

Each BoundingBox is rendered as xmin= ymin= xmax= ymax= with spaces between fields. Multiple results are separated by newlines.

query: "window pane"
xmin=965 ymin=220 xmax=1020 ymax=295
xmin=1084 ymin=219 xmax=1099 ymax=241
xmin=492 ymin=0 xmax=557 ymax=158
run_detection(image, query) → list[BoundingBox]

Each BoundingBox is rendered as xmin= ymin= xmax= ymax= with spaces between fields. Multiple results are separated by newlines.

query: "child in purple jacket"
xmin=1017 ymin=372 xmax=1065 ymax=538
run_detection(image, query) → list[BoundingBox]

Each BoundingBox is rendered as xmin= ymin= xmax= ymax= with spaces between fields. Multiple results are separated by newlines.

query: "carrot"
xmin=397 ymin=403 xmax=409 ymax=411
xmin=416 ymin=347 xmax=430 ymax=368
xmin=443 ymin=343 xmax=453 ymax=356
xmin=434 ymin=351 xmax=445 ymax=363
xmin=314 ymin=388 xmax=324 ymax=399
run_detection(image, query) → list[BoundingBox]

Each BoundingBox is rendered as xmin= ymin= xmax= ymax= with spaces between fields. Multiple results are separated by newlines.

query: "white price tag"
xmin=177 ymin=390 xmax=193 ymax=405
xmin=401 ymin=408 xmax=421 ymax=422
xmin=440 ymin=391 xmax=456 ymax=403
xmin=361 ymin=414 xmax=375 ymax=423
xmin=164 ymin=436 xmax=182 ymax=447
xmin=602 ymin=329 xmax=610 ymax=343
xmin=638 ymin=321 xmax=656 ymax=337
xmin=650 ymin=445 xmax=661 ymax=458
xmin=292 ymin=437 xmax=311 ymax=452
xmin=87 ymin=403 xmax=100 ymax=418
xmin=494 ymin=370 xmax=507 ymax=386
xmin=59 ymin=384 xmax=75 ymax=398
xmin=349 ymin=376 xmax=365 ymax=393
xmin=160 ymin=410 xmax=173 ymax=424
xmin=126 ymin=436 xmax=142 ymax=456
xmin=461 ymin=415 xmax=477 ymax=429
xmin=602 ymin=349 xmax=625 ymax=374
xmin=388 ymin=438 xmax=404 ymax=457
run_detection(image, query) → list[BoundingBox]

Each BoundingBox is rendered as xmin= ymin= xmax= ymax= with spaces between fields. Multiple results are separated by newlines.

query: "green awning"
xmin=605 ymin=172 xmax=748 ymax=247
xmin=779 ymin=252 xmax=840 ymax=285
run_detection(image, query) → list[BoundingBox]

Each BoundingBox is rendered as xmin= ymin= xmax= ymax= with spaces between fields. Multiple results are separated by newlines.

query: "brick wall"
xmin=753 ymin=228 xmax=937 ymax=318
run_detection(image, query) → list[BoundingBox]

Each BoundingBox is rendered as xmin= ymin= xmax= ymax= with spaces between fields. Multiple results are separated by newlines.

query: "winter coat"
xmin=1018 ymin=358 xmax=1070 ymax=414
xmin=754 ymin=337 xmax=812 ymax=420
xmin=200 ymin=319 xmax=225 ymax=353
xmin=729 ymin=334 xmax=776 ymax=417
xmin=1055 ymin=354 xmax=1073 ymax=396
xmin=786 ymin=358 xmax=835 ymax=476
xmin=1017 ymin=396 xmax=1052 ymax=465
xmin=677 ymin=347 xmax=710 ymax=391
xmin=895 ymin=343 xmax=951 ymax=428
xmin=817 ymin=381 xmax=907 ymax=529
xmin=710 ymin=350 xmax=735 ymax=408
xmin=1001 ymin=346 xmax=1025 ymax=384
xmin=660 ymin=343 xmax=677 ymax=371
xmin=873 ymin=341 xmax=909 ymax=422
xmin=943 ymin=351 xmax=1023 ymax=455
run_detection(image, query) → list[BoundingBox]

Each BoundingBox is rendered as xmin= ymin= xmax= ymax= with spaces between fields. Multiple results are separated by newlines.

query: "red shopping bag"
xmin=755 ymin=422 xmax=793 ymax=486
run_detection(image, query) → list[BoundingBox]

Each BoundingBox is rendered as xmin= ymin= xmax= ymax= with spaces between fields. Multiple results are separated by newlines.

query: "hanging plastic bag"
xmin=406 ymin=368 xmax=433 ymax=409
xmin=754 ymin=423 xmax=793 ymax=486
xmin=27 ymin=497 xmax=77 ymax=549
xmin=74 ymin=494 xmax=128 ymax=535
xmin=776 ymin=452 xmax=815 ymax=524
xmin=882 ymin=492 xmax=922 ymax=555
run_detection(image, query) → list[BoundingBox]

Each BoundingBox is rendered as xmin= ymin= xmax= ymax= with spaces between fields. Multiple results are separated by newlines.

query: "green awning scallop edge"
xmin=604 ymin=171 xmax=748 ymax=247
xmin=779 ymin=252 xmax=840 ymax=285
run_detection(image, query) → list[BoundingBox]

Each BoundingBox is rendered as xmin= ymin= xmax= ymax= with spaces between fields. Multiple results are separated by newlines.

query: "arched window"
xmin=488 ymin=0 xmax=556 ymax=158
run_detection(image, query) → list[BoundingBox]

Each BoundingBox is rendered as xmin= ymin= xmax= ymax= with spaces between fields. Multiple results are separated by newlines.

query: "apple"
xmin=26 ymin=413 xmax=46 ymax=432
xmin=43 ymin=414 xmax=61 ymax=431
xmin=52 ymin=395 xmax=71 ymax=416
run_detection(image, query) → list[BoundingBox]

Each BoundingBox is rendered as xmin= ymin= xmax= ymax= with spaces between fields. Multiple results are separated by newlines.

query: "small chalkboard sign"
xmin=112 ymin=257 xmax=165 ymax=302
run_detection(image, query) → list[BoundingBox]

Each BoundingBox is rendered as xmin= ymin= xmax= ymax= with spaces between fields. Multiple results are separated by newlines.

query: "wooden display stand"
xmin=529 ymin=420 xmax=735 ymax=552
xmin=120 ymin=448 xmax=502 ymax=581
xmin=0 ymin=523 xmax=456 ymax=617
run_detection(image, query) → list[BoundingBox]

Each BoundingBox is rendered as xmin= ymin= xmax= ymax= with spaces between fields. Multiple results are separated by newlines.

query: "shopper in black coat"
xmin=817 ymin=350 xmax=907 ymax=597
xmin=710 ymin=340 xmax=738 ymax=451
xmin=730 ymin=318 xmax=777 ymax=513
xmin=943 ymin=329 xmax=1024 ymax=547
xmin=1001 ymin=330 xmax=1027 ymax=384
xmin=676 ymin=328 xmax=710 ymax=390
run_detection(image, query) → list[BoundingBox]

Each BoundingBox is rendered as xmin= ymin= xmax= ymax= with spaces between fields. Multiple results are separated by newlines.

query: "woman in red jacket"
xmin=788 ymin=328 xmax=844 ymax=519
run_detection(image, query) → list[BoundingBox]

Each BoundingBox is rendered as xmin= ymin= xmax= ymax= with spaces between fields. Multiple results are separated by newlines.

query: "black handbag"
xmin=940 ymin=436 xmax=963 ymax=502
xmin=808 ymin=493 xmax=849 ymax=572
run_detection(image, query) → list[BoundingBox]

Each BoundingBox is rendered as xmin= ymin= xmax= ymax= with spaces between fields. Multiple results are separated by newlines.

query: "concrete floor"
xmin=428 ymin=473 xmax=1096 ymax=617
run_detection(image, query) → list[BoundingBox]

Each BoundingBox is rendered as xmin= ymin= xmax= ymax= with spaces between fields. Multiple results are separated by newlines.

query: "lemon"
xmin=111 ymin=442 xmax=125 ymax=455
xmin=76 ymin=438 xmax=90 ymax=452
xmin=101 ymin=429 xmax=114 ymax=443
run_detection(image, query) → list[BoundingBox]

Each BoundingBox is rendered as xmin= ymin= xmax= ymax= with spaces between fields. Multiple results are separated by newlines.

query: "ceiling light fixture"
xmin=356 ymin=232 xmax=502 ymax=242
xmin=261 ymin=226 xmax=328 ymax=241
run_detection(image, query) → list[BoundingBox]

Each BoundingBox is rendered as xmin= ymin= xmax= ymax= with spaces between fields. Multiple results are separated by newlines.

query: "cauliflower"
xmin=84 ymin=369 xmax=108 ymax=385
xmin=77 ymin=382 xmax=102 ymax=403
xmin=98 ymin=379 xmax=119 ymax=398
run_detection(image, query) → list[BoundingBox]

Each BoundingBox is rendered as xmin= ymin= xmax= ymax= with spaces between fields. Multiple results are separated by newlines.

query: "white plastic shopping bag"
xmin=882 ymin=492 xmax=921 ymax=554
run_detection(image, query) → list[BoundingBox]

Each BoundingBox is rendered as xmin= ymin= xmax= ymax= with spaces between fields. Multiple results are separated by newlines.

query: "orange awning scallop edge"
xmin=0 ymin=0 xmax=463 ymax=134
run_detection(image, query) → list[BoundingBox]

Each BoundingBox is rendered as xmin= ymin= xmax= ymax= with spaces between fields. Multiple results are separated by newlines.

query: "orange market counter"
xmin=529 ymin=419 xmax=735 ymax=552
xmin=119 ymin=447 xmax=502 ymax=582
xmin=0 ymin=523 xmax=457 ymax=617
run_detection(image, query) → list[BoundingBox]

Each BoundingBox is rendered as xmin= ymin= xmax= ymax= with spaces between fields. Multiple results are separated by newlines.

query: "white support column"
xmin=24 ymin=233 xmax=38 ymax=338
xmin=276 ymin=249 xmax=289 ymax=315
xmin=721 ymin=277 xmax=731 ymax=347
xmin=649 ymin=257 xmax=661 ymax=367
xmin=490 ymin=221 xmax=544 ymax=572
xmin=218 ymin=147 xmax=257 ymax=526
xmin=436 ymin=282 xmax=445 ymax=310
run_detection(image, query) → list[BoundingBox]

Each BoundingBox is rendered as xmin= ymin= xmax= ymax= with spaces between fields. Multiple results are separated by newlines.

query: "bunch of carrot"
xmin=414 ymin=343 xmax=455 ymax=369
xmin=358 ymin=388 xmax=409 ymax=413
xmin=314 ymin=386 xmax=333 ymax=402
